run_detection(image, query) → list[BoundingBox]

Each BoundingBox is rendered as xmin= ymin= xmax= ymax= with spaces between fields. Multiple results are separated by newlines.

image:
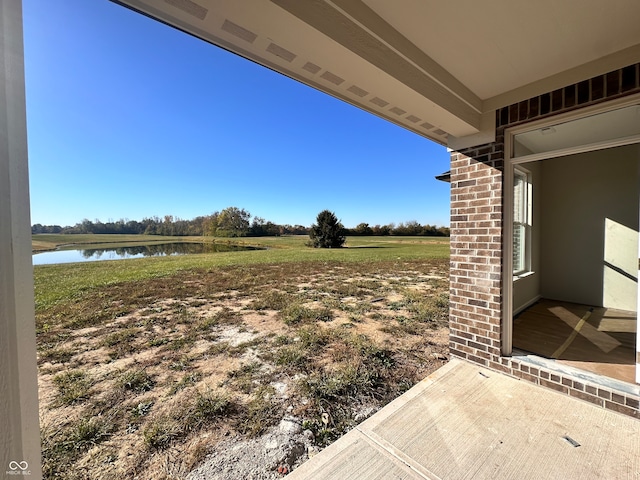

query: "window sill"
xmin=513 ymin=271 xmax=535 ymax=282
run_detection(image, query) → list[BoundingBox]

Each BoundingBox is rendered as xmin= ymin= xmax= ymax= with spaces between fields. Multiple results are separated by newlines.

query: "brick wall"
xmin=448 ymin=63 xmax=640 ymax=418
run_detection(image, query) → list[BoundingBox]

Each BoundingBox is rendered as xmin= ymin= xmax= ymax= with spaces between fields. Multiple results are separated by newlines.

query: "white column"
xmin=0 ymin=0 xmax=43 ymax=478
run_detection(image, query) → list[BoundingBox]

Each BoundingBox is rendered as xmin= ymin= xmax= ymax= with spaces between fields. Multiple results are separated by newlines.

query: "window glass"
xmin=513 ymin=168 xmax=530 ymax=275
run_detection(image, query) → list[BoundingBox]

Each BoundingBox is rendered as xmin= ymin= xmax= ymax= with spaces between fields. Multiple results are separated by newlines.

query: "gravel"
xmin=188 ymin=415 xmax=316 ymax=479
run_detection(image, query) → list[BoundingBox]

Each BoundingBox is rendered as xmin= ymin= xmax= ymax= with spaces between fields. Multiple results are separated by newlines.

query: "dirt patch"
xmin=189 ymin=416 xmax=314 ymax=480
xmin=36 ymin=259 xmax=449 ymax=479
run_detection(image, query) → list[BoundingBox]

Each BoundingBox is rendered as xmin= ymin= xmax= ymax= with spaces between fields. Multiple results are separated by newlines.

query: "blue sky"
xmin=22 ymin=0 xmax=450 ymax=229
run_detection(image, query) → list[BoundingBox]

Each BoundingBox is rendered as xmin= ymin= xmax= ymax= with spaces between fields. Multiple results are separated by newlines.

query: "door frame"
xmin=503 ymin=94 xmax=640 ymax=371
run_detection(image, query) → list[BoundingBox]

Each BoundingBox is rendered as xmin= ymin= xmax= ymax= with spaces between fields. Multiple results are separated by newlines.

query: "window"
xmin=513 ymin=167 xmax=531 ymax=276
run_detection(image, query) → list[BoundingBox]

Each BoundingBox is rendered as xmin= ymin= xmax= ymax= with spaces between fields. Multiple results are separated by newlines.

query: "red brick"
xmin=569 ymin=389 xmax=604 ymax=407
xmin=540 ymin=379 xmax=569 ymax=394
xmin=605 ymin=401 xmax=639 ymax=418
xmin=468 ymin=354 xmax=488 ymax=366
xmin=611 ymin=392 xmax=625 ymax=405
xmin=597 ymin=389 xmax=612 ymax=400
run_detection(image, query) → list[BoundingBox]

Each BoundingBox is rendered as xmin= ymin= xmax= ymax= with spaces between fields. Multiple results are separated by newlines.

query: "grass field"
xmin=32 ymin=233 xmax=449 ymax=253
xmin=34 ymin=235 xmax=450 ymax=479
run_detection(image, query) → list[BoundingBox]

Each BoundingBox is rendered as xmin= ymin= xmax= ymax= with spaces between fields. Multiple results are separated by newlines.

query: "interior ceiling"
xmin=514 ymin=105 xmax=640 ymax=156
xmin=112 ymin=0 xmax=640 ymax=147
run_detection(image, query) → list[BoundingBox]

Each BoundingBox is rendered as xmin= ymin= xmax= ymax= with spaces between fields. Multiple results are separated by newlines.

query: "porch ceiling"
xmin=113 ymin=0 xmax=640 ymax=147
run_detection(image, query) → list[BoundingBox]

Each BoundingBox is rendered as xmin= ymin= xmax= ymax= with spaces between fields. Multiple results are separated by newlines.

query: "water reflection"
xmin=33 ymin=242 xmax=262 ymax=265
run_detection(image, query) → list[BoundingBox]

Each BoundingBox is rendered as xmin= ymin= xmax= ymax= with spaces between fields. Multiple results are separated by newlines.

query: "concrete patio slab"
xmin=288 ymin=358 xmax=640 ymax=479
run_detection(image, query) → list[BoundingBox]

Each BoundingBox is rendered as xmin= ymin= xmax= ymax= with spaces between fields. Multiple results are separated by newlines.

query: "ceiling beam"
xmin=329 ymin=0 xmax=481 ymax=112
xmin=270 ymin=0 xmax=481 ymax=131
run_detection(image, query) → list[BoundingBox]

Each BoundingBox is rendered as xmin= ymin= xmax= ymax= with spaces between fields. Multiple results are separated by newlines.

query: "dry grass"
xmin=36 ymin=258 xmax=449 ymax=479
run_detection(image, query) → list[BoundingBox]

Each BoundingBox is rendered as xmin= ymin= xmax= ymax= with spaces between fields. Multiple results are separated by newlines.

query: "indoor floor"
xmin=513 ymin=299 xmax=636 ymax=384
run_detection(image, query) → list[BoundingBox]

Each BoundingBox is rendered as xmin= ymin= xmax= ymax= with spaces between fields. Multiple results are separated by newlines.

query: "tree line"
xmin=348 ymin=221 xmax=449 ymax=237
xmin=31 ymin=206 xmax=450 ymax=237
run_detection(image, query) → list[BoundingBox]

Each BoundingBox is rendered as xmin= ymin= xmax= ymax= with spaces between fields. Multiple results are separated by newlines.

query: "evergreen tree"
xmin=308 ymin=210 xmax=346 ymax=248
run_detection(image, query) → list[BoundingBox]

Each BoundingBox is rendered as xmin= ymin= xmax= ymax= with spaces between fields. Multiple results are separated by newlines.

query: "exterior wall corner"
xmin=447 ymin=61 xmax=640 ymax=419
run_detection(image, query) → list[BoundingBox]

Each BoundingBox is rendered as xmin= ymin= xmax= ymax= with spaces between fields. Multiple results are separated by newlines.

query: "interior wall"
xmin=540 ymin=144 xmax=639 ymax=309
xmin=513 ymin=160 xmax=541 ymax=313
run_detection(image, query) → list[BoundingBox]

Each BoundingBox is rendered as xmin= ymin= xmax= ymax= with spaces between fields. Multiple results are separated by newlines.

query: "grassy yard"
xmin=34 ymin=235 xmax=450 ymax=479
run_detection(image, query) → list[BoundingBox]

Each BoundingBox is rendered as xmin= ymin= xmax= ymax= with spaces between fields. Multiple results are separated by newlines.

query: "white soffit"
xmin=364 ymin=0 xmax=640 ymax=105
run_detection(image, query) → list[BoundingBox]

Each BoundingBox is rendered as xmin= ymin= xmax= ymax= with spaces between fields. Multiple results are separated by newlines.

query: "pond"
xmin=32 ymin=242 xmax=262 ymax=265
